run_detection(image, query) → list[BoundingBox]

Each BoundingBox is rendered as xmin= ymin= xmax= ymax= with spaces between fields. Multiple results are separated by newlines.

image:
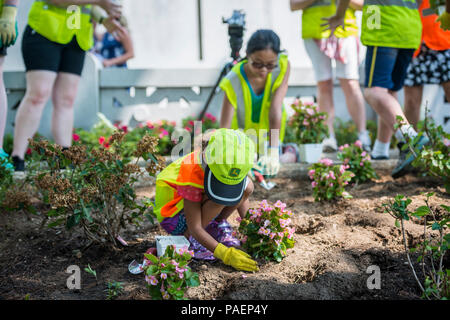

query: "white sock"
xmin=394 ymin=125 xmax=417 ymax=142
xmin=372 ymin=140 xmax=390 ymax=158
xmin=358 ymin=130 xmax=371 ymax=145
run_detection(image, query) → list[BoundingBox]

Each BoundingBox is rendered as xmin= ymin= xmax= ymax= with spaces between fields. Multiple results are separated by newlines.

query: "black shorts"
xmin=22 ymin=25 xmax=86 ymax=76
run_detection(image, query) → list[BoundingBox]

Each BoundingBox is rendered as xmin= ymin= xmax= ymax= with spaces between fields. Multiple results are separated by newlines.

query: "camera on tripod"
xmin=222 ymin=10 xmax=246 ymax=61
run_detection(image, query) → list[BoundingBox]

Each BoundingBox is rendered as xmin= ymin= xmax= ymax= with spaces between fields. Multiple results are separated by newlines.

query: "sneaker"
xmin=392 ymin=135 xmax=429 ymax=179
xmin=205 ymin=220 xmax=241 ymax=248
xmin=0 ymin=149 xmax=14 ymax=171
xmin=12 ymin=156 xmax=25 ymax=172
xmin=322 ymin=137 xmax=338 ymax=153
xmin=370 ymin=154 xmax=389 ymax=160
xmin=188 ymin=235 xmax=216 ymax=261
xmin=358 ymin=131 xmax=372 ymax=153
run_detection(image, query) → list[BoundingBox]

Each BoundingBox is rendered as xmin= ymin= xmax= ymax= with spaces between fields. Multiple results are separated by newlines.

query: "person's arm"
xmin=49 ymin=0 xmax=121 ymax=18
xmin=268 ymin=61 xmax=291 ymax=148
xmin=349 ymin=0 xmax=363 ymax=11
xmin=290 ymin=0 xmax=317 ymax=11
xmin=320 ymin=0 xmax=351 ymax=34
xmin=220 ymin=94 xmax=235 ymax=129
xmin=103 ymin=26 xmax=134 ymax=67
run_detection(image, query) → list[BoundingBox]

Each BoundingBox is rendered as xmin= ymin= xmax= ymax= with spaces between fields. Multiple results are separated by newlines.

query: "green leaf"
xmin=144 ymin=253 xmax=159 ymax=265
xmin=66 ymin=213 xmax=81 ymax=230
xmin=414 ymin=206 xmax=430 ymax=217
xmin=395 ymin=219 xmax=400 ymax=228
xmin=431 ymin=222 xmax=441 ymax=230
xmin=47 ymin=218 xmax=66 ymax=228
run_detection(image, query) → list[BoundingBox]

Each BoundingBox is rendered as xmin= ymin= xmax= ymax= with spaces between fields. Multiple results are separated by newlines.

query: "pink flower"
xmin=354 ymin=140 xmax=363 ymax=148
xmin=320 ymin=158 xmax=333 ymax=166
xmin=149 ymin=276 xmax=158 ymax=286
xmin=338 ymin=146 xmax=344 ymax=152
xmin=146 ymin=121 xmax=154 ymax=129
xmin=185 ymin=126 xmax=192 ymax=133
xmin=98 ymin=136 xmax=106 ymax=145
xmin=308 ymin=169 xmax=315 ymax=177
xmin=303 ymin=119 xmax=309 ymax=126
xmin=444 ymin=138 xmax=450 ymax=147
xmin=72 ymin=133 xmax=80 ymax=142
xmin=258 ymin=227 xmax=265 ymax=235
xmin=306 ymin=107 xmax=315 ymax=116
xmin=311 ymin=181 xmax=318 ymax=188
xmin=361 ymin=151 xmax=367 ymax=157
xmin=328 ymin=171 xmax=336 ymax=180
xmin=171 ymin=260 xmax=179 ymax=267
xmin=340 ymin=165 xmax=346 ymax=174
xmin=236 ymin=217 xmax=242 ymax=223
xmin=344 ymin=144 xmax=349 ymax=148
xmin=188 ymin=120 xmax=195 ymax=126
xmin=160 ymin=273 xmax=167 ymax=280
xmin=360 ymin=162 xmax=364 ymax=166
xmin=162 ymin=292 xmax=170 ymax=300
xmin=264 ymin=220 xmax=271 ymax=227
xmin=274 ymin=200 xmax=286 ymax=210
xmin=270 ymin=232 xmax=276 ymax=240
xmin=329 ymin=183 xmax=333 ymax=187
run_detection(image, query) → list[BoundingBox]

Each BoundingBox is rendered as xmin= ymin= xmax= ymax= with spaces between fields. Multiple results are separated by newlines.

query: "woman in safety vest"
xmin=290 ymin=0 xmax=372 ymax=153
xmin=154 ymin=129 xmax=258 ymax=272
xmin=11 ymin=0 xmax=122 ymax=171
xmin=0 ymin=0 xmax=19 ymax=171
xmin=219 ymin=29 xmax=290 ymax=178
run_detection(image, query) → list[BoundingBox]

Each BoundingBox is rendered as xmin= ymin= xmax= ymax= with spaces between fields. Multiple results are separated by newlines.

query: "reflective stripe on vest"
xmin=219 ymin=54 xmax=288 ymax=153
xmin=154 ymin=152 xmax=204 ymax=222
xmin=361 ymin=0 xmax=422 ymax=49
xmin=28 ymin=0 xmax=94 ymax=51
xmin=302 ymin=0 xmax=358 ymax=39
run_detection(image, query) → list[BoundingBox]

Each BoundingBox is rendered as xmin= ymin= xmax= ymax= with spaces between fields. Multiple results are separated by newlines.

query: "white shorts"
xmin=304 ymin=36 xmax=361 ymax=82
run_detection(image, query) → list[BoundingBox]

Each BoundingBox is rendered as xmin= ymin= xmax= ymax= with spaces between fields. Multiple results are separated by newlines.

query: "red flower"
xmin=26 ymin=148 xmax=32 ymax=155
xmin=99 ymin=136 xmax=106 ymax=145
xmin=121 ymin=125 xmax=128 ymax=133
xmin=104 ymin=142 xmax=110 ymax=149
xmin=72 ymin=133 xmax=80 ymax=142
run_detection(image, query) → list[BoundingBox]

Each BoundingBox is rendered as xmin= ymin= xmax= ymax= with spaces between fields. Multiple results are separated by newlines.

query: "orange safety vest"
xmin=415 ymin=0 xmax=450 ymax=57
xmin=154 ymin=151 xmax=205 ymax=222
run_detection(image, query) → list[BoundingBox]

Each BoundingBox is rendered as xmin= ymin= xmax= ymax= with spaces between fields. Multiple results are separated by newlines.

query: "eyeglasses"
xmin=250 ymin=60 xmax=278 ymax=71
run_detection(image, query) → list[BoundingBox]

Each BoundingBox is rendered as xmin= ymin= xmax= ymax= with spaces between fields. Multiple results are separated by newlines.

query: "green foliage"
xmin=143 ymin=245 xmax=199 ymax=300
xmin=238 ymin=200 xmax=295 ymax=262
xmin=381 ymin=193 xmax=449 ymax=300
xmin=337 ymin=141 xmax=379 ymax=184
xmin=84 ymin=264 xmax=97 ymax=280
xmin=396 ymin=114 xmax=450 ymax=193
xmin=105 ymin=281 xmax=124 ymax=300
xmin=289 ymin=100 xmax=329 ymax=144
xmin=308 ymin=158 xmax=354 ymax=202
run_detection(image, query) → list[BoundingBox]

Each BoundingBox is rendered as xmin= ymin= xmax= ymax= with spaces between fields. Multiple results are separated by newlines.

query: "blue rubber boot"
xmin=391 ymin=135 xmax=429 ymax=179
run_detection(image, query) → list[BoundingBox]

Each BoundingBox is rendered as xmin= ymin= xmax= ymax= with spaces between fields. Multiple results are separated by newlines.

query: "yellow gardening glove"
xmin=213 ymin=243 xmax=259 ymax=272
xmin=437 ymin=11 xmax=450 ymax=31
xmin=0 ymin=5 xmax=17 ymax=47
xmin=255 ymin=146 xmax=280 ymax=178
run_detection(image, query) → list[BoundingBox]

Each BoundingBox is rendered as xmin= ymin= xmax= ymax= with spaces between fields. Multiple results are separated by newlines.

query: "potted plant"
xmin=289 ymin=99 xmax=329 ymax=163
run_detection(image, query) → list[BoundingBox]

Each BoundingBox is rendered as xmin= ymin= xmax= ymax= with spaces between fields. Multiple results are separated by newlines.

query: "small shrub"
xmin=238 ymin=200 xmax=295 ymax=262
xmin=143 ymin=245 xmax=200 ymax=300
xmin=289 ymin=99 xmax=329 ymax=144
xmin=337 ymin=140 xmax=379 ymax=184
xmin=105 ymin=281 xmax=124 ymax=300
xmin=381 ymin=193 xmax=449 ymax=300
xmin=308 ymin=158 xmax=354 ymax=202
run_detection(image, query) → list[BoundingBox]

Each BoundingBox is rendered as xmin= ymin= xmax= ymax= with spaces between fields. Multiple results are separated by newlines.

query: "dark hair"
xmin=246 ymin=29 xmax=282 ymax=56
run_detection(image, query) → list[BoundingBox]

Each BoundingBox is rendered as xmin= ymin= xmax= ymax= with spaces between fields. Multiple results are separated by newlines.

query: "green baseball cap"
xmin=204 ymin=129 xmax=256 ymax=205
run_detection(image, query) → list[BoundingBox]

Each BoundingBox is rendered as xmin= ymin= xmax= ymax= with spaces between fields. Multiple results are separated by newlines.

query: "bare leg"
xmin=51 ymin=72 xmax=81 ymax=148
xmin=442 ymin=81 xmax=450 ymax=104
xmin=0 ymin=56 xmax=6 ymax=149
xmin=404 ymin=85 xmax=423 ymax=129
xmin=12 ymin=71 xmax=57 ymax=159
xmin=317 ymin=79 xmax=335 ymax=136
xmin=339 ymin=78 xmax=367 ymax=133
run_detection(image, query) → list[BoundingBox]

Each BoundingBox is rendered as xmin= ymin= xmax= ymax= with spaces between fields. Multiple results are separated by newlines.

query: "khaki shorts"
xmin=304 ymin=36 xmax=360 ymax=82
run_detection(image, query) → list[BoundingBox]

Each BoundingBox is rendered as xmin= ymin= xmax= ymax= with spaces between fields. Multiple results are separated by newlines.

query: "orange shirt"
xmin=416 ymin=0 xmax=450 ymax=56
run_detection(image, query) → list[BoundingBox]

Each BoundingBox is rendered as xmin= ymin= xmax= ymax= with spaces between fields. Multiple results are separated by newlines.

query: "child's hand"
xmin=213 ymin=243 xmax=259 ymax=272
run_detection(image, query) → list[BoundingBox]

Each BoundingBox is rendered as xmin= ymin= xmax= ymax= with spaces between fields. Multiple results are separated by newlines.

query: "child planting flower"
xmin=308 ymin=158 xmax=355 ymax=201
xmin=154 ymin=129 xmax=259 ymax=272
xmin=143 ymin=245 xmax=200 ymax=300
xmin=337 ymin=140 xmax=379 ymax=184
xmin=238 ymin=200 xmax=295 ymax=262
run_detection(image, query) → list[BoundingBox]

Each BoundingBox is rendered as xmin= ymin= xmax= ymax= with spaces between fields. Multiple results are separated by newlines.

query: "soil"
xmin=0 ymin=170 xmax=448 ymax=300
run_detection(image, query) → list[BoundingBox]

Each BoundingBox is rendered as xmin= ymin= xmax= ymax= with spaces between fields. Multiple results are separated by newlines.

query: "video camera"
xmin=222 ymin=10 xmax=246 ymax=61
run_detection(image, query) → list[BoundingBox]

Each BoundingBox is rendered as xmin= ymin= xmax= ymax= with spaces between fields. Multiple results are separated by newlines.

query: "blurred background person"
xmin=290 ymin=0 xmax=371 ymax=153
xmin=0 ymin=0 xmax=18 ymax=170
xmin=11 ymin=0 xmax=122 ymax=171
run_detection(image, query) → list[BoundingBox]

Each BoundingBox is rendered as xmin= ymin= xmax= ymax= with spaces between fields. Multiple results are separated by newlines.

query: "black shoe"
xmin=12 ymin=156 xmax=25 ymax=172
xmin=370 ymin=154 xmax=389 ymax=160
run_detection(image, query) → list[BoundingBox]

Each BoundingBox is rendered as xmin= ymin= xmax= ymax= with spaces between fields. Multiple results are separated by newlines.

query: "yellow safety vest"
xmin=154 ymin=152 xmax=205 ymax=223
xmin=28 ymin=0 xmax=94 ymax=51
xmin=361 ymin=0 xmax=422 ymax=49
xmin=219 ymin=54 xmax=289 ymax=153
xmin=302 ymin=0 xmax=358 ymax=39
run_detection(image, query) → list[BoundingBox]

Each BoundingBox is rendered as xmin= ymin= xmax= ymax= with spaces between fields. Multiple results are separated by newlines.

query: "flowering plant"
xmin=182 ymin=113 xmax=219 ymax=135
xmin=238 ymin=200 xmax=295 ymax=262
xmin=289 ymin=99 xmax=329 ymax=144
xmin=308 ymin=158 xmax=354 ymax=201
xmin=143 ymin=245 xmax=200 ymax=300
xmin=337 ymin=140 xmax=379 ymax=184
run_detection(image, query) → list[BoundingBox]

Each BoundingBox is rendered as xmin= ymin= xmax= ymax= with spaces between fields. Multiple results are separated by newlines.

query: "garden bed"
xmin=0 ymin=169 xmax=448 ymax=300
